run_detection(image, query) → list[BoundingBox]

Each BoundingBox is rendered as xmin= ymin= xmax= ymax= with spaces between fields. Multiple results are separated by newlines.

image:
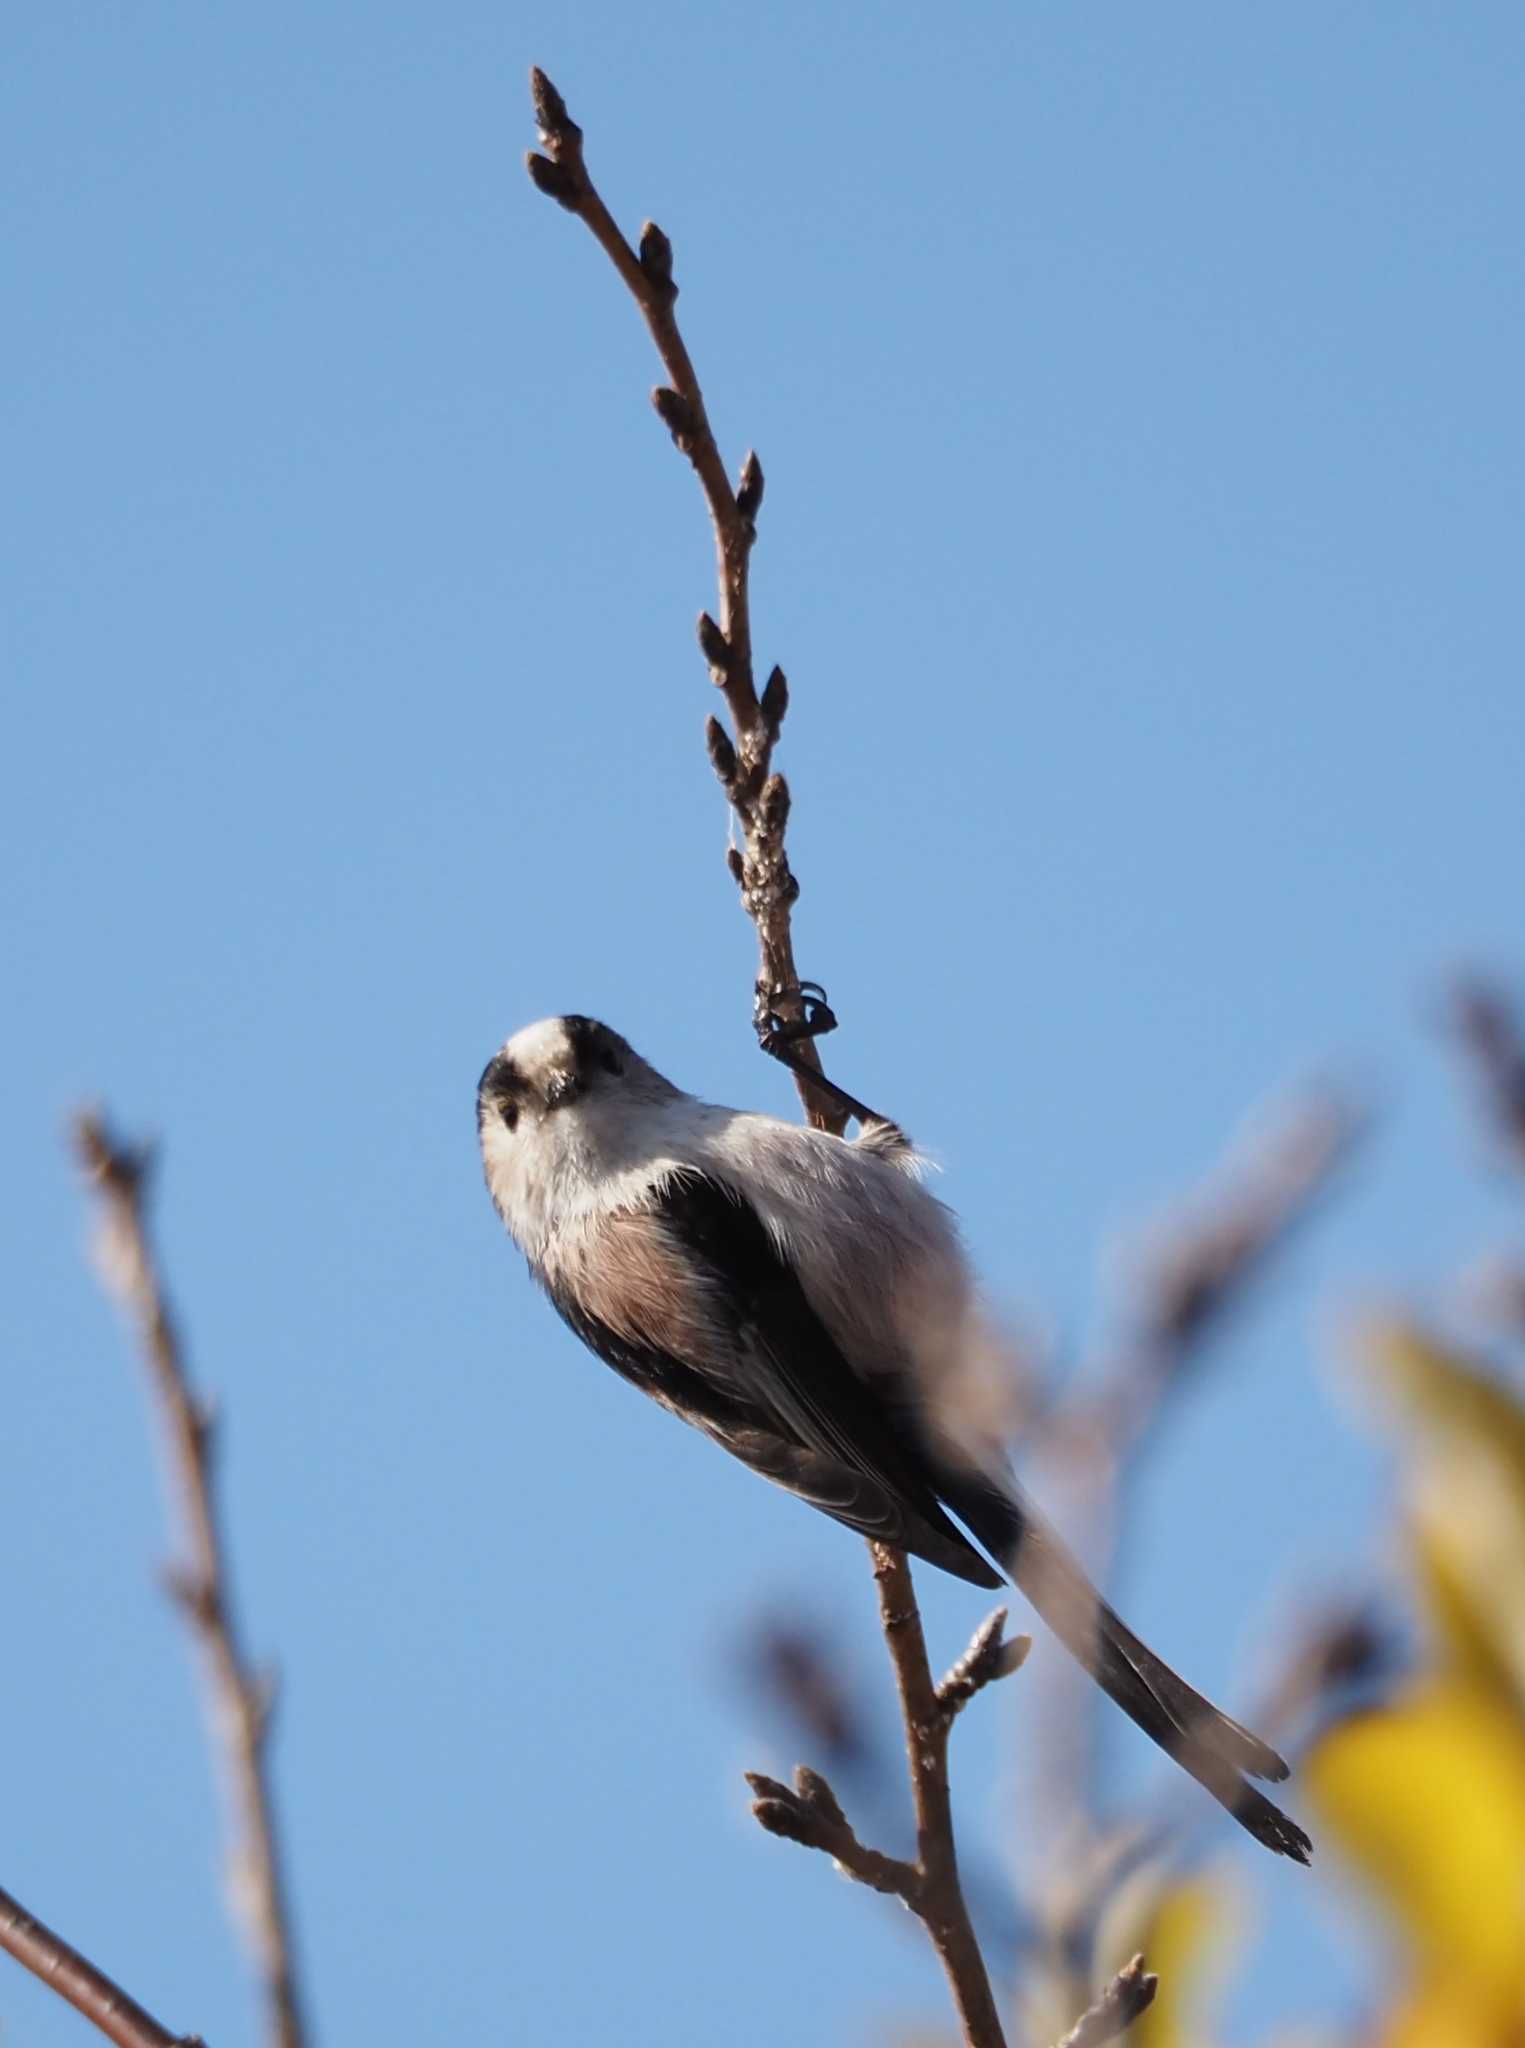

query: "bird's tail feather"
xmin=938 ymin=1471 xmax=1312 ymax=1863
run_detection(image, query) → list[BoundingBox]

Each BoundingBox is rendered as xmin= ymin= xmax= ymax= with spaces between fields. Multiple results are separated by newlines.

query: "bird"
xmin=477 ymin=1012 xmax=1311 ymax=1862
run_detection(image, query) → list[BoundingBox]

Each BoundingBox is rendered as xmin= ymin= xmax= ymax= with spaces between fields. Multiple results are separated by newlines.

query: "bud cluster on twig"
xmin=937 ymin=1607 xmax=1033 ymax=1720
xmin=745 ymin=1767 xmax=914 ymax=1898
xmin=736 ymin=448 xmax=765 ymax=526
xmin=525 ymin=66 xmax=586 ymax=212
xmin=523 ymin=67 xmax=833 ymax=1124
xmin=637 ymin=219 xmax=675 ymax=297
xmin=1054 ymin=1955 xmax=1159 ymax=2048
xmin=652 ymin=384 xmax=698 ymax=457
xmin=743 ymin=1596 xmax=1035 ymax=1906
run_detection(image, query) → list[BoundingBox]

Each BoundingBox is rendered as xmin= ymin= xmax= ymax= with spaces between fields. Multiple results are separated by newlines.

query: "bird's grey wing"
xmin=542 ymin=1170 xmax=1002 ymax=1589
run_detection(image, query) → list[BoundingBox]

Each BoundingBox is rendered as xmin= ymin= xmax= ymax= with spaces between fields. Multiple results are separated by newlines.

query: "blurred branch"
xmin=1072 ymin=1086 xmax=1362 ymax=1462
xmin=1053 ymin=1954 xmax=1158 ymax=2048
xmin=1449 ymin=977 xmax=1525 ymax=1177
xmin=1251 ymin=1600 xmax=1393 ymax=1746
xmin=74 ymin=1115 xmax=309 ymax=2048
xmin=526 ymin=64 xmax=836 ymax=1132
xmin=527 ymin=68 xmax=1014 ymax=2047
xmin=748 ymin=1617 xmax=873 ymax=1767
xmin=0 ymin=1882 xmax=203 ymax=2048
xmin=1458 ymin=1249 xmax=1525 ymax=1341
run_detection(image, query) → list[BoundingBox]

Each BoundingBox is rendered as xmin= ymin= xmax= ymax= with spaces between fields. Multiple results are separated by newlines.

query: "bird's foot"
xmin=754 ymin=983 xmax=903 ymax=1145
xmin=754 ymin=979 xmax=839 ymax=1051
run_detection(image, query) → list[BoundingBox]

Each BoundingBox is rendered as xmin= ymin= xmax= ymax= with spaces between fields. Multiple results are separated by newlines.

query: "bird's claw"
xmin=756 ymin=981 xmax=839 ymax=1054
xmin=753 ymin=984 xmax=898 ymax=1137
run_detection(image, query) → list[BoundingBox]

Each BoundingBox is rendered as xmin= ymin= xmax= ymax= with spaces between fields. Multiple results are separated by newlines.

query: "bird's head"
xmin=477 ymin=1015 xmax=678 ymax=1248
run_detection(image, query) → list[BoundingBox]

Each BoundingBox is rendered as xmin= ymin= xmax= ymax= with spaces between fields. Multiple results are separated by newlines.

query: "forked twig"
xmin=0 ymin=1882 xmax=203 ymax=2048
xmin=75 ymin=1115 xmax=309 ymax=2048
xmin=869 ymin=1545 xmax=1014 ymax=2046
xmin=1073 ymin=1086 xmax=1361 ymax=1461
xmin=525 ymin=68 xmax=1015 ymax=2045
xmin=746 ymin=1553 xmax=1028 ymax=2048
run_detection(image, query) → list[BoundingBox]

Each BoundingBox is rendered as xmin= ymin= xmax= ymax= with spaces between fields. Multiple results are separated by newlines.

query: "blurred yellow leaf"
xmin=1366 ymin=1326 xmax=1525 ymax=1481
xmin=1411 ymin=1491 xmax=1525 ymax=1711
xmin=1383 ymin=1973 xmax=1525 ymax=2048
xmin=1362 ymin=1325 xmax=1525 ymax=1707
xmin=1310 ymin=1683 xmax=1525 ymax=2040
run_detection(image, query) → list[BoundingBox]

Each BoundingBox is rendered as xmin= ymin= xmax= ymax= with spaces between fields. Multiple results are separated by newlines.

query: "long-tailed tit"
xmin=478 ymin=1014 xmax=1310 ymax=1861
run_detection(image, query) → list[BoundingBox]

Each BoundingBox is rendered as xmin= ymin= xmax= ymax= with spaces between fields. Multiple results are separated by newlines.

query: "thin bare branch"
xmin=526 ymin=70 xmax=1010 ymax=2046
xmin=1054 ymin=1954 xmax=1158 ymax=2048
xmin=871 ymin=1544 xmax=1010 ymax=2048
xmin=748 ymin=1562 xmax=1021 ymax=2048
xmin=525 ymin=65 xmax=837 ymax=1129
xmin=745 ymin=1768 xmax=916 ymax=1898
xmin=0 ymin=1880 xmax=203 ymax=2048
xmin=74 ymin=1115 xmax=309 ymax=2048
xmin=1051 ymin=1085 xmax=1362 ymax=1467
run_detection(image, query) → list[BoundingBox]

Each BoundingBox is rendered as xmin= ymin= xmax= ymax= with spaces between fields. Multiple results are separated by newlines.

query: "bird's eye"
xmin=599 ymin=1047 xmax=624 ymax=1076
xmin=500 ymin=1101 xmax=519 ymax=1132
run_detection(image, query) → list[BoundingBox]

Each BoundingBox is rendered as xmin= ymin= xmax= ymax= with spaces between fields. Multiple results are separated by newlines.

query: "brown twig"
xmin=0 ymin=1882 xmax=203 ymax=2048
xmin=74 ymin=1115 xmax=309 ymax=2048
xmin=745 ymin=1767 xmax=918 ymax=1900
xmin=526 ymin=65 xmax=837 ymax=1131
xmin=870 ymin=1545 xmax=1013 ymax=2047
xmin=1053 ymin=1954 xmax=1158 ymax=2048
xmin=746 ymin=1556 xmax=1025 ymax=2048
xmin=526 ymin=70 xmax=1013 ymax=2043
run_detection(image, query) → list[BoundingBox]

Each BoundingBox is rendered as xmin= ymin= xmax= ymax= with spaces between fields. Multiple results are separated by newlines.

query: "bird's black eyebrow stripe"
xmin=478 ymin=1052 xmax=525 ymax=1101
xmin=561 ymin=1015 xmax=601 ymax=1071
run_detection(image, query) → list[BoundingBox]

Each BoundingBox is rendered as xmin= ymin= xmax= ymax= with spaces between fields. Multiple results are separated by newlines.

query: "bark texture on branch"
xmin=525 ymin=65 xmax=1024 ymax=2046
xmin=527 ymin=64 xmax=841 ymax=1131
xmin=0 ymin=1882 xmax=204 ymax=2048
xmin=75 ymin=1115 xmax=310 ymax=2048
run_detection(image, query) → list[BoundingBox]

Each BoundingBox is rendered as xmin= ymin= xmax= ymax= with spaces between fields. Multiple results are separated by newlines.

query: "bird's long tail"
xmin=938 ymin=1470 xmax=1312 ymax=1862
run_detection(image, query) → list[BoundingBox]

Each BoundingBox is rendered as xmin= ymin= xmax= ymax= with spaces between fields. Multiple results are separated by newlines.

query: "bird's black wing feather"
xmin=544 ymin=1170 xmax=1311 ymax=1862
xmin=930 ymin=1465 xmax=1312 ymax=1862
xmin=543 ymin=1170 xmax=1002 ymax=1589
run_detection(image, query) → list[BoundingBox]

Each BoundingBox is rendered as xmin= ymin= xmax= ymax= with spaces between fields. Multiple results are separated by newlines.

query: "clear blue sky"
xmin=6 ymin=5 xmax=1524 ymax=2043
